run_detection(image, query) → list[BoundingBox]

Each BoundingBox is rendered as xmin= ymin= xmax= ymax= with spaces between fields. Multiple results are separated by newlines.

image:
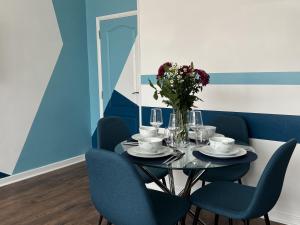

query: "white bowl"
xmin=189 ymin=126 xmax=217 ymax=140
xmin=138 ymin=137 xmax=163 ymax=153
xmin=139 ymin=126 xmax=157 ymax=138
xmin=209 ymin=137 xmax=235 ymax=154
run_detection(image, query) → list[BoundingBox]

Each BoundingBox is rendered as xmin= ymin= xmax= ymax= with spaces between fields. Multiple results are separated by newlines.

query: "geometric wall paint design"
xmin=0 ymin=0 xmax=62 ymax=175
xmin=92 ymin=37 xmax=139 ymax=147
xmin=85 ymin=0 xmax=137 ymax=133
xmin=13 ymin=0 xmax=91 ymax=174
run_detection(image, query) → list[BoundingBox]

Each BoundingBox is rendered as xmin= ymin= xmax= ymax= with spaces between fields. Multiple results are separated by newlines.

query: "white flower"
xmin=177 ymin=75 xmax=182 ymax=79
xmin=170 ymin=80 xmax=174 ymax=84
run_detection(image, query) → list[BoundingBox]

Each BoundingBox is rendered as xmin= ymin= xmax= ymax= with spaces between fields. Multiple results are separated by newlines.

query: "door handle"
xmin=132 ymin=91 xmax=139 ymax=94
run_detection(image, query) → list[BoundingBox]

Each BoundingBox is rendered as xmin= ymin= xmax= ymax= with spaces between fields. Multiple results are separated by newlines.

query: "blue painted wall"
xmin=85 ymin=0 xmax=137 ymax=133
xmin=14 ymin=0 xmax=91 ymax=173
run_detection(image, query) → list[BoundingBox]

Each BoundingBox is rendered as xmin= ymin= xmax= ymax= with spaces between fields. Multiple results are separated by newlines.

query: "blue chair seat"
xmin=137 ymin=166 xmax=169 ymax=184
xmin=149 ymin=190 xmax=190 ymax=225
xmin=191 ymin=181 xmax=255 ymax=219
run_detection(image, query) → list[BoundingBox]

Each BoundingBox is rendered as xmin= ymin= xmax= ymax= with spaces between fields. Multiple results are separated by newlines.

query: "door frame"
xmin=96 ymin=10 xmax=141 ymax=126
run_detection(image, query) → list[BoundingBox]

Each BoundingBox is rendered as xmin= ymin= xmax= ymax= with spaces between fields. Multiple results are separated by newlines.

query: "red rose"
xmin=157 ymin=62 xmax=172 ymax=78
xmin=195 ymin=69 xmax=210 ymax=86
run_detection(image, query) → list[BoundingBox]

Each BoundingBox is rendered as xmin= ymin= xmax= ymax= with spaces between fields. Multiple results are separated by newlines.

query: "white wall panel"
xmin=139 ymin=0 xmax=300 ymax=74
xmin=141 ymin=84 xmax=300 ymax=116
xmin=115 ymin=41 xmax=139 ymax=105
xmin=0 ymin=0 xmax=62 ymax=174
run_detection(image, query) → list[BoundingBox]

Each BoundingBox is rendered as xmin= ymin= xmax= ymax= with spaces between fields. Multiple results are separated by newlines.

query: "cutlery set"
xmin=162 ymin=151 xmax=185 ymax=165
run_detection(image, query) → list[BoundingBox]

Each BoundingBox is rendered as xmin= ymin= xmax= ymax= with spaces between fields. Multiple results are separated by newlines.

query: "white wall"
xmin=139 ymin=0 xmax=300 ymax=74
xmin=0 ymin=0 xmax=62 ymax=174
xmin=139 ymin=1 xmax=300 ymax=224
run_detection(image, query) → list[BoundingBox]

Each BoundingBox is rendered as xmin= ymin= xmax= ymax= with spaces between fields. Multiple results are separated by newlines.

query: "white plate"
xmin=196 ymin=145 xmax=247 ymax=158
xmin=188 ymin=132 xmax=224 ymax=140
xmin=127 ymin=146 xmax=173 ymax=158
xmin=131 ymin=133 xmax=164 ymax=141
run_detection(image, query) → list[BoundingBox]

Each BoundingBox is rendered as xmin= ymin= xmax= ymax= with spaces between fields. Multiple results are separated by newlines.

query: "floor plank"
xmin=0 ymin=162 xmax=284 ymax=225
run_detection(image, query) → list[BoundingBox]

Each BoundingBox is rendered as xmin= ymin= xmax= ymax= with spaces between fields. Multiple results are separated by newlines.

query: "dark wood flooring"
xmin=0 ymin=162 xmax=284 ymax=225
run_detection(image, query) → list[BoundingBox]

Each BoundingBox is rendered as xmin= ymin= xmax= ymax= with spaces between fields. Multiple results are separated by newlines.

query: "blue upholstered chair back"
xmin=97 ymin=116 xmax=130 ymax=151
xmin=86 ymin=150 xmax=158 ymax=225
xmin=246 ymin=139 xmax=297 ymax=218
xmin=213 ymin=115 xmax=249 ymax=145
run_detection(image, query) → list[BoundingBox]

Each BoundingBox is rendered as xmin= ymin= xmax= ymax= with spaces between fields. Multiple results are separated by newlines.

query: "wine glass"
xmin=188 ymin=110 xmax=204 ymax=145
xmin=168 ymin=113 xmax=178 ymax=147
xmin=150 ymin=108 xmax=163 ymax=134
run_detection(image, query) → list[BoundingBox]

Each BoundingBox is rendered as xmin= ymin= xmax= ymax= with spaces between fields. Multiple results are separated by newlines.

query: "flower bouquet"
xmin=149 ymin=62 xmax=210 ymax=145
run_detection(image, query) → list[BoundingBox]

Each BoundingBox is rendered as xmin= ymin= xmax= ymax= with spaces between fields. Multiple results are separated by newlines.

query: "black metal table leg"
xmin=138 ymin=166 xmax=172 ymax=194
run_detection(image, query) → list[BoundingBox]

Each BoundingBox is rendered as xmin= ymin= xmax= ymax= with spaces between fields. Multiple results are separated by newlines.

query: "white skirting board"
xmin=0 ymin=154 xmax=85 ymax=187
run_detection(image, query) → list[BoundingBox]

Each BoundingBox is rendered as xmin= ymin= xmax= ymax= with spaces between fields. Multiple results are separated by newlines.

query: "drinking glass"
xmin=188 ymin=110 xmax=205 ymax=145
xmin=168 ymin=113 xmax=178 ymax=147
xmin=150 ymin=108 xmax=163 ymax=134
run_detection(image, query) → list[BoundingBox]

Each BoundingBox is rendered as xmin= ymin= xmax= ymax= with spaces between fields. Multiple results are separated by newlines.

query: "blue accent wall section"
xmin=13 ymin=0 xmax=91 ymax=173
xmin=85 ymin=0 xmax=137 ymax=133
xmin=92 ymin=90 xmax=139 ymax=148
xmin=142 ymin=72 xmax=300 ymax=85
xmin=104 ymin=90 xmax=139 ymax=134
xmin=142 ymin=107 xmax=300 ymax=143
xmin=0 ymin=172 xmax=9 ymax=179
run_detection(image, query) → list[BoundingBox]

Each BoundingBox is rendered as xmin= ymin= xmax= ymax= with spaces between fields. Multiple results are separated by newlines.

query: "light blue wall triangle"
xmin=14 ymin=0 xmax=91 ymax=173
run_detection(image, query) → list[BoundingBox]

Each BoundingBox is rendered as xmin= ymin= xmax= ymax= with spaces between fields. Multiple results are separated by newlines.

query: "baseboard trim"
xmin=269 ymin=209 xmax=300 ymax=225
xmin=0 ymin=155 xmax=85 ymax=187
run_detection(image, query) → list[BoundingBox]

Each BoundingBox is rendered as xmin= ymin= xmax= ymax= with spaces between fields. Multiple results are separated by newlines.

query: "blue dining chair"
xmin=199 ymin=115 xmax=251 ymax=185
xmin=191 ymin=139 xmax=297 ymax=225
xmin=184 ymin=115 xmax=250 ymax=186
xmin=86 ymin=149 xmax=190 ymax=225
xmin=97 ymin=116 xmax=168 ymax=184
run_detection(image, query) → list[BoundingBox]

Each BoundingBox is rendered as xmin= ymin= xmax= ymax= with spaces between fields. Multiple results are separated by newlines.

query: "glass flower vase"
xmin=174 ymin=108 xmax=189 ymax=148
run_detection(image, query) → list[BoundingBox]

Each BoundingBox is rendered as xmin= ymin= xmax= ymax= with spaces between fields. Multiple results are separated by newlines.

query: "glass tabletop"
xmin=114 ymin=142 xmax=256 ymax=170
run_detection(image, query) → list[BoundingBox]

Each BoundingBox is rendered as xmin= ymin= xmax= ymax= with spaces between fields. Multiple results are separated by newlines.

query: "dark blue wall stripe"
xmin=142 ymin=72 xmax=300 ymax=85
xmin=142 ymin=107 xmax=300 ymax=143
xmin=0 ymin=172 xmax=9 ymax=179
xmin=92 ymin=90 xmax=139 ymax=148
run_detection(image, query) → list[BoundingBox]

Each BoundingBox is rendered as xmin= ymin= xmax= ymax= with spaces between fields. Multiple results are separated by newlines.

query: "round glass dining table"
xmin=115 ymin=142 xmax=257 ymax=196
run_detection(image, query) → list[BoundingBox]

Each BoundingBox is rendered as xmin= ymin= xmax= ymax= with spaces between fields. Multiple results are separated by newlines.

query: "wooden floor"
xmin=0 ymin=162 xmax=284 ymax=225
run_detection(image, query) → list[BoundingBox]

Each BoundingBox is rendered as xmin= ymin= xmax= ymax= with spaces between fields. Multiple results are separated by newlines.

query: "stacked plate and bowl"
xmin=127 ymin=127 xmax=173 ymax=158
xmin=197 ymin=137 xmax=247 ymax=158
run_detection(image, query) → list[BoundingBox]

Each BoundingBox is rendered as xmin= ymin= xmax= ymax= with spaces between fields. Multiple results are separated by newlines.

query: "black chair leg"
xmin=238 ymin=178 xmax=242 ymax=184
xmin=214 ymin=214 xmax=219 ymax=225
xmin=229 ymin=218 xmax=233 ymax=225
xmin=264 ymin=214 xmax=270 ymax=225
xmin=162 ymin=177 xmax=167 ymax=186
xmin=192 ymin=207 xmax=201 ymax=225
xmin=243 ymin=219 xmax=250 ymax=225
xmin=202 ymin=180 xmax=206 ymax=187
xmin=180 ymin=215 xmax=186 ymax=225
xmin=98 ymin=215 xmax=103 ymax=225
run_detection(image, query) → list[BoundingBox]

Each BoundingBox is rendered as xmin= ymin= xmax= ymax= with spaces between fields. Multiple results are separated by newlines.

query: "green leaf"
xmin=153 ymin=91 xmax=158 ymax=100
xmin=149 ymin=79 xmax=156 ymax=90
